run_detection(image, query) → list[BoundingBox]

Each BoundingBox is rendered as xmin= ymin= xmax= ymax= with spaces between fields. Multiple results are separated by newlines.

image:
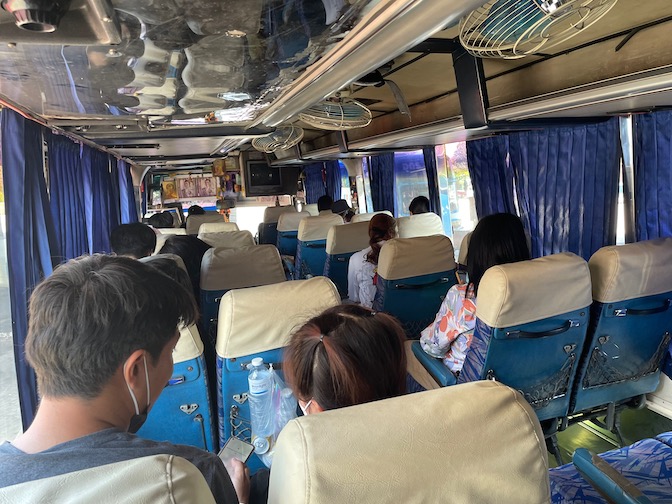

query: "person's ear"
xmin=311 ymin=400 xmax=324 ymax=413
xmin=123 ymin=349 xmax=147 ymax=390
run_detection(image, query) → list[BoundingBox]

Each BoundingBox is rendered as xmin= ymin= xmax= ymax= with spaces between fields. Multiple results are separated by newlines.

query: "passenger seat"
xmin=198 ymin=230 xmax=254 ymax=249
xmin=396 ymin=212 xmax=444 ymax=238
xmin=259 ymin=205 xmax=296 ymax=245
xmin=324 ymin=221 xmax=370 ymax=298
xmin=185 ymin=213 xmax=225 ymax=235
xmin=350 ymin=210 xmax=393 ymax=223
xmin=295 ymin=214 xmax=343 ymax=279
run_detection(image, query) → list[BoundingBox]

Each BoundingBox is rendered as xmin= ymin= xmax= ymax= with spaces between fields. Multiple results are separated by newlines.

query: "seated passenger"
xmin=110 ymin=223 xmax=157 ymax=259
xmin=419 ymin=213 xmax=530 ymax=375
xmin=188 ymin=205 xmax=206 ymax=216
xmin=0 ymin=255 xmax=248 ymax=504
xmin=148 ymin=211 xmax=175 ymax=229
xmin=331 ymin=199 xmax=354 ymax=223
xmin=408 ymin=195 xmax=430 ymax=215
xmin=159 ymin=235 xmax=211 ymax=301
xmin=284 ymin=304 xmax=406 ymax=414
xmin=347 ymin=213 xmax=396 ymax=308
xmin=316 ymin=195 xmax=333 ymax=216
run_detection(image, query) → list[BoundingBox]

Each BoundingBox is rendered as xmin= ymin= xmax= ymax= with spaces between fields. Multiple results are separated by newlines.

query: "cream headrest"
xmin=297 ymin=214 xmax=343 ymax=241
xmin=198 ymin=230 xmax=255 ymax=249
xmin=174 ymin=324 xmax=205 ymax=364
xmin=0 ymin=455 xmax=216 ymax=504
xmin=186 ymin=213 xmax=224 ymax=235
xmin=589 ymin=238 xmax=672 ymax=303
xmin=457 ymin=231 xmax=472 ymax=266
xmin=350 ymin=211 xmax=393 ymax=223
xmin=303 ymin=203 xmax=319 ymax=216
xmin=477 ymin=252 xmax=592 ymax=328
xmin=268 ymin=381 xmax=549 ymax=504
xmin=277 ymin=211 xmax=310 ymax=232
xmin=264 ymin=205 xmax=296 ymax=223
xmin=326 ymin=221 xmax=370 ymax=255
xmin=216 ymin=277 xmax=340 ymax=358
xmin=158 ymin=228 xmax=187 ymax=235
xmin=397 ymin=213 xmax=444 ymax=238
xmin=198 ymin=222 xmax=239 ymax=234
xmin=377 ymin=235 xmax=456 ymax=281
xmin=200 ymin=245 xmax=285 ymax=291
xmin=154 ymin=229 xmax=187 ymax=255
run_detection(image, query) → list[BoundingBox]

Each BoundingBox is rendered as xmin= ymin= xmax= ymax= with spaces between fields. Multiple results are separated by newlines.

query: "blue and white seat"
xmin=294 ymin=214 xmax=343 ymax=279
xmin=276 ymin=211 xmax=309 ymax=257
xmin=569 ymin=238 xmax=672 ymax=438
xmin=269 ymin=381 xmax=550 ymax=504
xmin=0 ymin=455 xmax=216 ymax=504
xmin=374 ymin=235 xmax=457 ymax=336
xmin=216 ymin=277 xmax=340 ymax=472
xmin=396 ymin=212 xmax=445 ymax=238
xmin=198 ymin=230 xmax=255 ymax=249
xmin=258 ymin=205 xmax=296 ymax=245
xmin=323 ymin=221 xmax=370 ymax=298
xmin=350 ymin=210 xmax=393 ymax=223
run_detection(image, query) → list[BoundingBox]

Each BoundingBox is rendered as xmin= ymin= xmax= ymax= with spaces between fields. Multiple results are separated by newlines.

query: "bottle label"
xmin=248 ymin=380 xmax=268 ymax=395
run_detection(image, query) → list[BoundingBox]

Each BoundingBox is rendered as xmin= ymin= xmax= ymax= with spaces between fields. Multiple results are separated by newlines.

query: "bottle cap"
xmin=251 ymin=357 xmax=263 ymax=367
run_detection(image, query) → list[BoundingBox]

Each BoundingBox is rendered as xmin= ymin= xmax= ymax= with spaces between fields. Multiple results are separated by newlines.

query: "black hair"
xmin=317 ymin=195 xmax=333 ymax=212
xmin=26 ymin=255 xmax=198 ymax=399
xmin=466 ymin=213 xmax=530 ymax=297
xmin=148 ymin=211 xmax=175 ymax=229
xmin=408 ymin=196 xmax=430 ymax=215
xmin=158 ymin=235 xmax=211 ymax=299
xmin=188 ymin=205 xmax=206 ymax=216
xmin=110 ymin=223 xmax=157 ymax=259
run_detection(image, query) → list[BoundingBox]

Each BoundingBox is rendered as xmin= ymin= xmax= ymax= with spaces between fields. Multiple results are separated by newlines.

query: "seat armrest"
xmin=411 ymin=341 xmax=457 ymax=387
xmin=572 ymin=448 xmax=653 ymax=504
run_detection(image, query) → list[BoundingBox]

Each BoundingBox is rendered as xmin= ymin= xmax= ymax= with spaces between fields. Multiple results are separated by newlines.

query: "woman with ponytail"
xmin=284 ymin=305 xmax=406 ymax=414
xmin=347 ymin=213 xmax=396 ymax=308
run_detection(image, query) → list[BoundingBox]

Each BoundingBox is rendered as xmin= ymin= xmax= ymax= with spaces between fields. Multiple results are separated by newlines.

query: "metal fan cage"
xmin=251 ymin=125 xmax=304 ymax=153
xmin=459 ymin=0 xmax=618 ymax=59
xmin=298 ymin=98 xmax=373 ymax=131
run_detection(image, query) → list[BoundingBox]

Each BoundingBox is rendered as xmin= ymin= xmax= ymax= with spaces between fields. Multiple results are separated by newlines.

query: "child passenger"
xmin=419 ymin=213 xmax=530 ymax=375
xmin=284 ymin=304 xmax=406 ymax=414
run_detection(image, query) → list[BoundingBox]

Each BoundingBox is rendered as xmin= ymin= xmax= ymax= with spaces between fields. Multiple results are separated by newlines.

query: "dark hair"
xmin=317 ymin=195 xmax=333 ymax=212
xmin=26 ymin=255 xmax=198 ymax=399
xmin=140 ymin=255 xmax=194 ymax=294
xmin=366 ymin=213 xmax=396 ymax=265
xmin=110 ymin=223 xmax=157 ymax=258
xmin=158 ymin=235 xmax=211 ymax=298
xmin=148 ymin=211 xmax=175 ymax=229
xmin=466 ymin=213 xmax=530 ymax=297
xmin=409 ymin=196 xmax=430 ymax=215
xmin=188 ymin=205 xmax=206 ymax=216
xmin=284 ymin=305 xmax=406 ymax=411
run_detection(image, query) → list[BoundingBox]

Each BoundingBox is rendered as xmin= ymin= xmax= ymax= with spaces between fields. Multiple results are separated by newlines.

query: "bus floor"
xmin=548 ymin=407 xmax=672 ymax=467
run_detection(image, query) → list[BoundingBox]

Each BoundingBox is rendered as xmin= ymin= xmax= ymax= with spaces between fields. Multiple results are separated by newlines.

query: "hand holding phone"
xmin=218 ymin=437 xmax=255 ymax=464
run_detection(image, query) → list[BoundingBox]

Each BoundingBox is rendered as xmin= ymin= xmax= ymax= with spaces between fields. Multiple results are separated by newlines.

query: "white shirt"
xmin=347 ymin=247 xmax=370 ymax=303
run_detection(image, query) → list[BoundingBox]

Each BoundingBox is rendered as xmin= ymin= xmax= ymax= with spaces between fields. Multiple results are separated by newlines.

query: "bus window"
xmin=0 ymin=134 xmax=21 ymax=440
xmin=393 ymin=150 xmax=428 ymax=219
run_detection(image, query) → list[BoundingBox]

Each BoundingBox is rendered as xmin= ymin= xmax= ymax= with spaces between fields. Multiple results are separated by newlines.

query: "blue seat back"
xmin=571 ymin=238 xmax=672 ymax=414
xmin=216 ymin=277 xmax=340 ymax=472
xmin=373 ymin=235 xmax=457 ymax=336
xmin=259 ymin=206 xmax=297 ymax=245
xmin=459 ymin=253 xmax=592 ymax=422
xmin=276 ymin=211 xmax=309 ymax=256
xmin=138 ymin=324 xmax=217 ymax=452
xmin=323 ymin=221 xmax=370 ymax=297
xmin=295 ymin=214 xmax=343 ymax=279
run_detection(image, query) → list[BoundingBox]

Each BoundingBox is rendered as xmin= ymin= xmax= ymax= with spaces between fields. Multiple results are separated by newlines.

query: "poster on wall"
xmin=177 ymin=178 xmax=197 ymax=198
xmin=162 ymin=179 xmax=178 ymax=201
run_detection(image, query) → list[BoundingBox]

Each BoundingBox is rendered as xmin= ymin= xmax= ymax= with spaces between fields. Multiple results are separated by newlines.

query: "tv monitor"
xmin=244 ymin=160 xmax=284 ymax=196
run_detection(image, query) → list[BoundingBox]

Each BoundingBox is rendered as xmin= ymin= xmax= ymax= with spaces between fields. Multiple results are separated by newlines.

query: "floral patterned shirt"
xmin=419 ymin=283 xmax=477 ymax=374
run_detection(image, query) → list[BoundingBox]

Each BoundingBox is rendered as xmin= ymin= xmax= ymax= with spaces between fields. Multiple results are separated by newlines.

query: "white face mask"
xmin=299 ymin=399 xmax=313 ymax=416
xmin=124 ymin=354 xmax=151 ymax=433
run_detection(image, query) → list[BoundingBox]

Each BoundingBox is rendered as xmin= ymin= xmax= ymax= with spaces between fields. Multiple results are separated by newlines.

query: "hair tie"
xmin=370 ymin=311 xmax=377 ymax=316
xmin=319 ymin=334 xmax=324 ymax=342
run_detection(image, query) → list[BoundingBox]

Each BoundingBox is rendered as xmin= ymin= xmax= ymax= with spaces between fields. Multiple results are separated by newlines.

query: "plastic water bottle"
xmin=247 ymin=357 xmax=274 ymax=462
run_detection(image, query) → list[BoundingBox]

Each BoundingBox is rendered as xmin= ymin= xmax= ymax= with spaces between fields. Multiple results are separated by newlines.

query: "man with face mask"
xmin=0 ymin=255 xmax=248 ymax=503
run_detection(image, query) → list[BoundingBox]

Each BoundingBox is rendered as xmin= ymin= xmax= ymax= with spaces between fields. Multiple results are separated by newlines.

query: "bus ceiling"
xmin=1 ymin=0 xmax=672 ymax=167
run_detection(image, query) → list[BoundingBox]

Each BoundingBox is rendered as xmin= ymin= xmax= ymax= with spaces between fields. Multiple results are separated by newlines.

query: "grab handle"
xmin=506 ymin=320 xmax=574 ymax=339
xmin=619 ymin=299 xmax=671 ymax=316
xmin=395 ymin=278 xmax=451 ymax=290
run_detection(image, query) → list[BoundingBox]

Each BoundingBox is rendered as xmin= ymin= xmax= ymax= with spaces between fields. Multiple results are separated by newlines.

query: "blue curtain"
xmin=1 ymin=109 xmax=59 ymax=428
xmin=82 ymin=145 xmax=117 ymax=253
xmin=117 ymin=159 xmax=138 ymax=224
xmin=423 ymin=147 xmax=441 ymax=214
xmin=633 ymin=111 xmax=672 ymax=241
xmin=369 ymin=153 xmax=395 ymax=213
xmin=325 ymin=160 xmax=344 ymax=202
xmin=47 ymin=132 xmax=89 ymax=261
xmin=466 ymin=136 xmax=516 ymax=218
xmin=303 ymin=163 xmax=325 ymax=204
xmin=508 ymin=119 xmax=620 ymax=259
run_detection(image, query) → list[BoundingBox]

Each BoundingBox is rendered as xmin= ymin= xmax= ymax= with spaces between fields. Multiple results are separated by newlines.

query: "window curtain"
xmin=81 ymin=145 xmax=117 ymax=253
xmin=1 ymin=109 xmax=59 ymax=428
xmin=632 ymin=111 xmax=672 ymax=240
xmin=423 ymin=147 xmax=441 ymax=214
xmin=325 ymin=160 xmax=345 ymax=202
xmin=117 ymin=159 xmax=138 ymax=224
xmin=508 ymin=119 xmax=620 ymax=259
xmin=369 ymin=153 xmax=395 ymax=213
xmin=303 ymin=163 xmax=325 ymax=204
xmin=466 ymin=136 xmax=516 ymax=218
xmin=47 ymin=132 xmax=89 ymax=261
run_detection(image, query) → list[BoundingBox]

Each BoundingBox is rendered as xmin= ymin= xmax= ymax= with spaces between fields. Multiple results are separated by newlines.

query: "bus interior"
xmin=1 ymin=0 xmax=672 ymax=501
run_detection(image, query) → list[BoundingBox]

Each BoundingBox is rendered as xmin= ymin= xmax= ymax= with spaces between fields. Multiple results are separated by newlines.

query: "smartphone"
xmin=218 ymin=437 xmax=255 ymax=464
